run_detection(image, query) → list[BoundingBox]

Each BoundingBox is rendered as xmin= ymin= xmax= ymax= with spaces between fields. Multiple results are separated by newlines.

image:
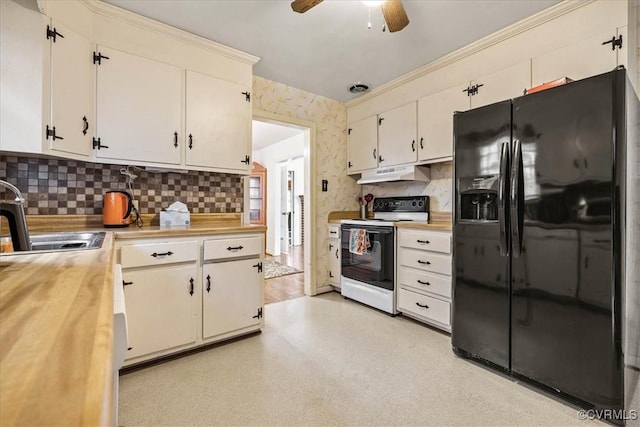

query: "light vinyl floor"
xmin=119 ymin=292 xmax=605 ymax=426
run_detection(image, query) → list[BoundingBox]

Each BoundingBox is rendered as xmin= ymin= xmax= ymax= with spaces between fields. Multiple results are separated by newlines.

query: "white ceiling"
xmin=252 ymin=120 xmax=304 ymax=150
xmin=103 ymin=0 xmax=561 ymax=102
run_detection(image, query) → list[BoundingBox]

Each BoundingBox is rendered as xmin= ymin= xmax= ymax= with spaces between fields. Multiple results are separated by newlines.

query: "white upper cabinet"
xmin=347 ymin=115 xmax=378 ymax=173
xmin=532 ymin=27 xmax=625 ymax=86
xmin=377 ymin=102 xmax=418 ymax=167
xmin=48 ymin=20 xmax=94 ymax=158
xmin=185 ymin=70 xmax=251 ymax=172
xmin=470 ymin=60 xmax=532 ymax=109
xmin=417 ymin=83 xmax=469 ymax=162
xmin=95 ymin=46 xmax=183 ymax=165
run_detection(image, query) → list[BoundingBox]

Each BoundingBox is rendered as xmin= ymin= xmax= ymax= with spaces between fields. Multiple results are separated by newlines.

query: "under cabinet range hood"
xmin=356 ymin=165 xmax=430 ymax=185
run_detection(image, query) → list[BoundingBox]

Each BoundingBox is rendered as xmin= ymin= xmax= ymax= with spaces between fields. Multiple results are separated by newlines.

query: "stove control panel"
xmin=372 ymin=196 xmax=429 ymax=213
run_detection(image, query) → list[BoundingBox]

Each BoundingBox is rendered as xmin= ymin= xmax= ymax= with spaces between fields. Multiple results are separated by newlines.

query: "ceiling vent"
xmin=348 ymin=82 xmax=371 ymax=94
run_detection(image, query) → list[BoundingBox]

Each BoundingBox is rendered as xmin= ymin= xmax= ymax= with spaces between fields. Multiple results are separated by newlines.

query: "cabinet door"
xmin=96 ymin=46 xmax=182 ymax=164
xmin=185 ymin=70 xmax=251 ymax=172
xmin=532 ymin=28 xmax=620 ymax=86
xmin=249 ymin=162 xmax=267 ymax=225
xmin=347 ymin=116 xmax=378 ymax=173
xmin=417 ymin=84 xmax=469 ymax=162
xmin=48 ymin=20 xmax=93 ymax=158
xmin=328 ymin=238 xmax=340 ymax=286
xmin=202 ymin=258 xmax=262 ymax=339
xmin=377 ymin=102 xmax=417 ymax=166
xmin=123 ymin=265 xmax=197 ymax=360
xmin=471 ymin=60 xmax=531 ymax=109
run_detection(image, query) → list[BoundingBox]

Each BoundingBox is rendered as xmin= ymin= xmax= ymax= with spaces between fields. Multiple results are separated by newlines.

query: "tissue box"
xmin=160 ymin=210 xmax=191 ymax=228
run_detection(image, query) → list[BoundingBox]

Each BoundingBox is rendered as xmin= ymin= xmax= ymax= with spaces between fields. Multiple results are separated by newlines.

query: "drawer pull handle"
xmin=227 ymin=246 xmax=244 ymax=251
xmin=417 ymin=260 xmax=431 ymax=265
xmin=416 ymin=302 xmax=429 ymax=309
xmin=416 ymin=239 xmax=430 ymax=244
xmin=122 ymin=280 xmax=133 ymax=286
xmin=189 ymin=277 xmax=194 ymax=296
xmin=151 ymin=251 xmax=173 ymax=258
xmin=206 ymin=275 xmax=211 ymax=293
xmin=417 ymin=280 xmax=430 ymax=286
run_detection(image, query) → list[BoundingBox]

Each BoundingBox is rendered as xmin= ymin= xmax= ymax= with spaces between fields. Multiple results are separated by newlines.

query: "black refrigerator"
xmin=452 ymin=68 xmax=639 ymax=424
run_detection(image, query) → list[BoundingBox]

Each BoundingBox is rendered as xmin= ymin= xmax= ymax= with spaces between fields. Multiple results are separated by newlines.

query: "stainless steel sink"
xmin=1 ymin=232 xmax=106 ymax=254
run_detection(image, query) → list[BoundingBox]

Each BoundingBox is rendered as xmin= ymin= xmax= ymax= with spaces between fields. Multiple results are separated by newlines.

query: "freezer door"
xmin=452 ymin=101 xmax=511 ymax=370
xmin=510 ymin=71 xmax=623 ymax=411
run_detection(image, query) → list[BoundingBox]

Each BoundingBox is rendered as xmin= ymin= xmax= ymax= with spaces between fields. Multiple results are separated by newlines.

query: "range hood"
xmin=356 ymin=165 xmax=430 ymax=185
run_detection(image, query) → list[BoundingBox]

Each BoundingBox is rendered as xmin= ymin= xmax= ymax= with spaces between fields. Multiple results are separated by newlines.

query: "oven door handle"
xmin=343 ymin=229 xmax=391 ymax=235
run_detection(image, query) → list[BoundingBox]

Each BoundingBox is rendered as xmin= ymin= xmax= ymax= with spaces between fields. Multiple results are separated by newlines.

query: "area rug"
xmin=263 ymin=259 xmax=302 ymax=279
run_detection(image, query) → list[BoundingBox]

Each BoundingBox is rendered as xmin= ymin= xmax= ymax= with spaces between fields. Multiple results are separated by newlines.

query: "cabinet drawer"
xmin=398 ymin=229 xmax=451 ymax=254
xmin=398 ymin=267 xmax=451 ymax=299
xmin=203 ymin=236 xmax=262 ymax=260
xmin=399 ymin=248 xmax=452 ymax=275
xmin=398 ymin=288 xmax=451 ymax=327
xmin=328 ymin=224 xmax=341 ymax=240
xmin=121 ymin=240 xmax=198 ymax=268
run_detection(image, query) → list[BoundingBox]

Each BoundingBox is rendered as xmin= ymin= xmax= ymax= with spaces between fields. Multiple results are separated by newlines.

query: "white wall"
xmin=253 ymin=133 xmax=305 ymax=255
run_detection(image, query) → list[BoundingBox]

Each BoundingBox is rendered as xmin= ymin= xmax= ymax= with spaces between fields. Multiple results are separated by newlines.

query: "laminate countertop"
xmin=0 ymin=222 xmax=266 ymax=426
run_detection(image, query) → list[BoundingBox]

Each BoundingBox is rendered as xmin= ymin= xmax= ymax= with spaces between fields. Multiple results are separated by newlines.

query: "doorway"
xmin=249 ymin=111 xmax=316 ymax=303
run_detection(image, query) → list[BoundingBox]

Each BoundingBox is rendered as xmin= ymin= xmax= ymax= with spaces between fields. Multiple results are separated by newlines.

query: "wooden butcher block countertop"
xmin=0 ymin=233 xmax=116 ymax=426
xmin=0 ymin=214 xmax=265 ymax=426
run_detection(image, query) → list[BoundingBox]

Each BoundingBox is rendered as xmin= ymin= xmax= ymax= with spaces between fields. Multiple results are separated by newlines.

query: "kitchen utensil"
xmin=103 ymin=190 xmax=136 ymax=228
xmin=364 ymin=193 xmax=374 ymax=206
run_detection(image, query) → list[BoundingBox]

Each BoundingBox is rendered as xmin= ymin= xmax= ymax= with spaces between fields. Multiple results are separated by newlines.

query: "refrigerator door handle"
xmin=510 ymin=139 xmax=523 ymax=257
xmin=498 ymin=142 xmax=510 ymax=256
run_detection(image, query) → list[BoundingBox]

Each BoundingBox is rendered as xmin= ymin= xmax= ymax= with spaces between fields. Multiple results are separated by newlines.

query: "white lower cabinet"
xmin=328 ymin=224 xmax=341 ymax=288
xmin=202 ymin=259 xmax=263 ymax=339
xmin=118 ymin=232 xmax=264 ymax=366
xmin=397 ymin=228 xmax=452 ymax=332
xmin=123 ymin=265 xmax=197 ymax=360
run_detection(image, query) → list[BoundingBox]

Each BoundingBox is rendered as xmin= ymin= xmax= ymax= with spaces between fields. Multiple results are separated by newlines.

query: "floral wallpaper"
xmin=252 ymin=76 xmax=360 ymax=292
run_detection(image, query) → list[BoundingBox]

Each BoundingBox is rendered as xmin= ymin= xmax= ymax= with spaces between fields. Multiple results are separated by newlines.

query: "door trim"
xmin=251 ymin=109 xmax=317 ymax=296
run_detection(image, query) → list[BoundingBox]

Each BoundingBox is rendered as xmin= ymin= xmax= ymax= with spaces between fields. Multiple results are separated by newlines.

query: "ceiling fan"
xmin=290 ymin=0 xmax=410 ymax=33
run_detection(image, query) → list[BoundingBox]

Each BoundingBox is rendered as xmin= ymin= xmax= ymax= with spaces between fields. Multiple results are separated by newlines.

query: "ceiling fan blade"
xmin=291 ymin=0 xmax=323 ymax=13
xmin=381 ymin=0 xmax=409 ymax=32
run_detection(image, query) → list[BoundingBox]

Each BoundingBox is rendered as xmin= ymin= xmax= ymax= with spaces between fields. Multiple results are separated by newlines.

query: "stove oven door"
xmin=340 ymin=224 xmax=394 ymax=290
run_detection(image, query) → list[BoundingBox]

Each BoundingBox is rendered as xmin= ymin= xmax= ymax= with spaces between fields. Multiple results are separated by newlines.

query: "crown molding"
xmin=345 ymin=0 xmax=593 ymax=108
xmin=72 ymin=0 xmax=260 ymax=66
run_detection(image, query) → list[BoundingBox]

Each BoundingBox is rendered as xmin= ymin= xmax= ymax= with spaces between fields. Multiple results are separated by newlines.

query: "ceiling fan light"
xmin=362 ymin=1 xmax=385 ymax=8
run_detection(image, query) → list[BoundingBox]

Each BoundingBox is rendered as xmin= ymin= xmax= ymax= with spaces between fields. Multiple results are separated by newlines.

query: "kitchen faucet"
xmin=0 ymin=179 xmax=31 ymax=251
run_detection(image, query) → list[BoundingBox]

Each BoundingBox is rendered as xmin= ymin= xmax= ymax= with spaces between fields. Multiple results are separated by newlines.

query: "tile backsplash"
xmin=0 ymin=155 xmax=243 ymax=215
xmin=361 ymin=162 xmax=453 ymax=212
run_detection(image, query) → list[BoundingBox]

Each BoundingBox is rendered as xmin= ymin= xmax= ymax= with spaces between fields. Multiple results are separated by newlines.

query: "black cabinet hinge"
xmin=602 ymin=34 xmax=623 ymax=50
xmin=241 ymin=91 xmax=251 ymax=102
xmin=348 ymin=161 xmax=352 ymax=168
xmin=463 ymin=83 xmax=484 ymax=96
xmin=348 ymin=128 xmax=352 ymax=135
xmin=241 ymin=155 xmax=250 ymax=165
xmin=252 ymin=307 xmax=263 ymax=319
xmin=45 ymin=125 xmax=64 ymax=141
xmin=93 ymin=51 xmax=110 ymax=65
xmin=46 ymin=25 xmax=64 ymax=43
xmin=253 ymin=262 xmax=263 ymax=273
xmin=93 ymin=137 xmax=109 ymax=150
